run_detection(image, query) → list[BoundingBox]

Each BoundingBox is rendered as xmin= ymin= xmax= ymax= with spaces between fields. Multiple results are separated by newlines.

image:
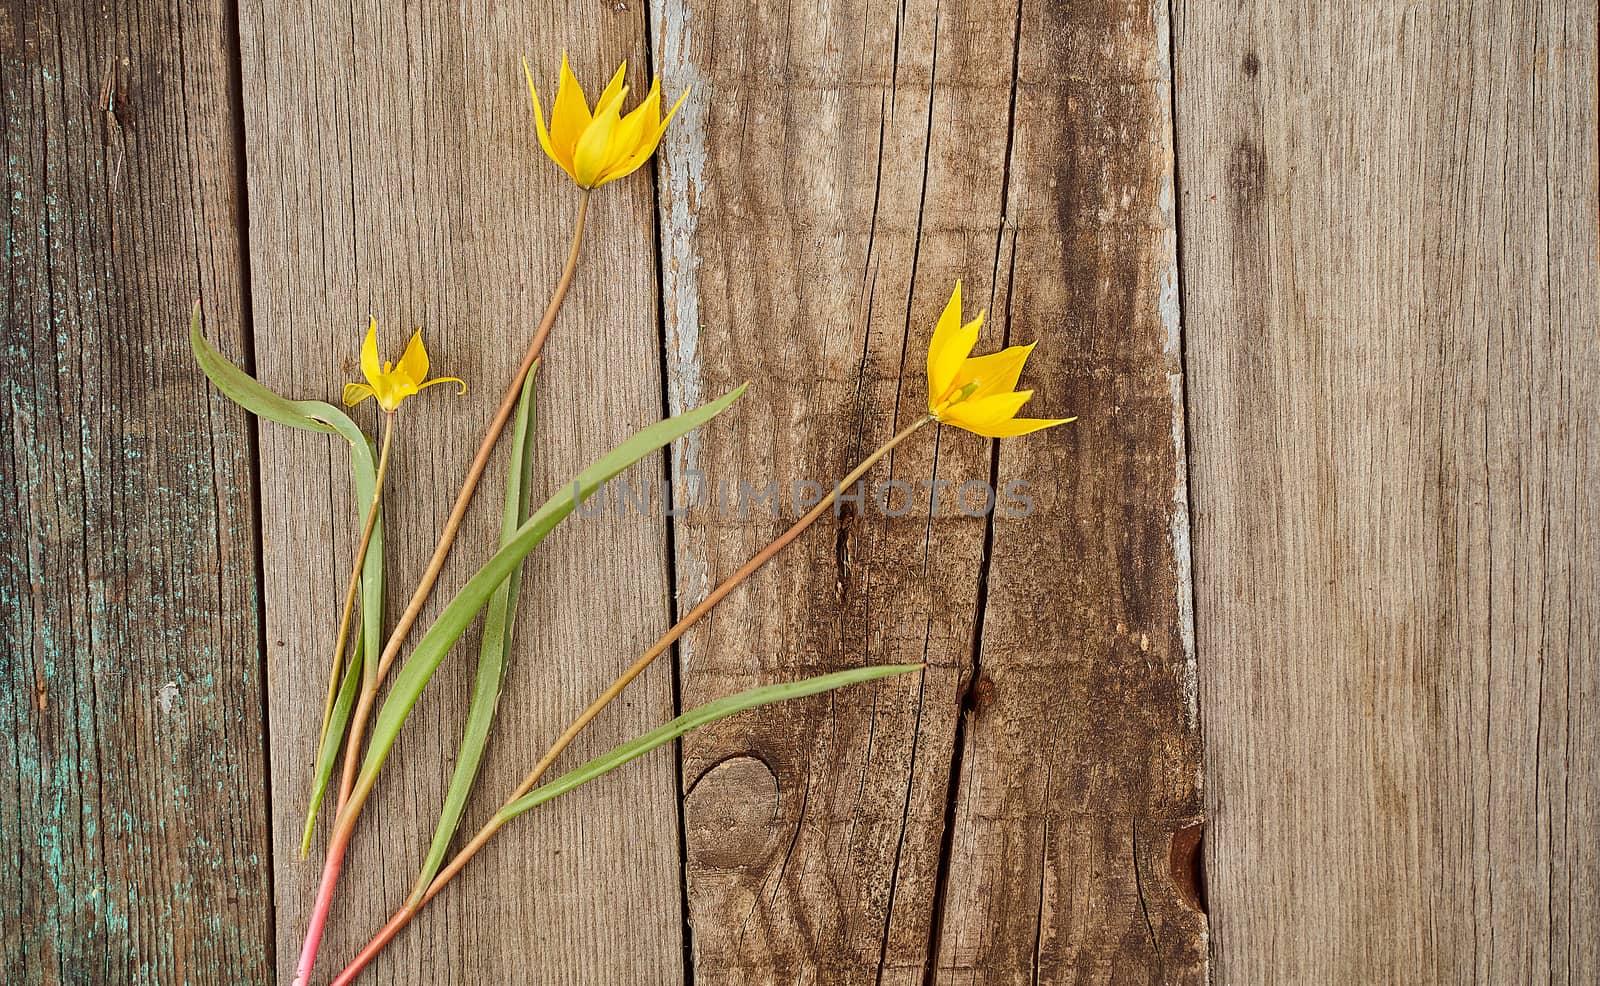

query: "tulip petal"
xmin=928 ymin=282 xmax=962 ymax=352
xmin=594 ymin=61 xmax=628 ymax=117
xmin=959 ymin=415 xmax=1076 ymax=438
xmin=342 ymin=382 xmax=376 ymax=407
xmin=549 ymin=52 xmax=592 ymax=160
xmin=610 ymin=99 xmax=649 ymax=156
xmin=943 ymin=389 xmax=1034 ymax=432
xmin=660 ymin=85 xmax=689 ymax=132
xmin=927 ymin=286 xmax=983 ymax=407
xmin=524 ymin=57 xmax=573 ymax=178
xmin=572 ymin=84 xmax=627 ymax=186
xmin=594 ymin=82 xmax=673 ymax=186
xmin=375 ymin=380 xmax=404 ymax=411
xmin=622 ymin=78 xmax=663 ymax=133
xmin=951 ymin=342 xmax=1036 ymax=402
xmin=360 ymin=317 xmax=382 ymax=389
xmin=417 ymin=376 xmax=467 ymax=396
xmin=929 ymin=322 xmax=982 ymax=410
xmin=397 ymin=330 xmax=429 ymax=386
xmin=598 ymin=111 xmax=648 ymax=181
xmin=928 ymin=285 xmax=968 ymax=398
xmin=613 ymin=80 xmax=659 ymax=150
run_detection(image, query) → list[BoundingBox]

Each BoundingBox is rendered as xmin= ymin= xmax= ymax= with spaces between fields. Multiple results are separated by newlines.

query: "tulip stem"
xmin=329 ymin=412 xmax=937 ymax=986
xmin=335 ymin=191 xmax=590 ymax=809
xmin=370 ymin=188 xmax=592 ymax=689
xmin=293 ymin=192 xmax=591 ymax=986
xmin=313 ymin=412 xmax=395 ymax=772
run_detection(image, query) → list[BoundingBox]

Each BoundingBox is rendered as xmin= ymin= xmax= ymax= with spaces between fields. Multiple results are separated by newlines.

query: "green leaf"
xmin=299 ymin=637 xmax=363 ymax=857
xmin=189 ymin=303 xmax=386 ymax=835
xmin=414 ymin=367 xmax=539 ymax=893
xmin=351 ymin=383 xmax=749 ymax=799
xmin=496 ymin=663 xmax=924 ymax=823
xmin=190 ymin=302 xmax=341 ymax=434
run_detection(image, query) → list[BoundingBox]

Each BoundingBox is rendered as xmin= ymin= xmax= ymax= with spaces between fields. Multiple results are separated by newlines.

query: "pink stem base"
xmin=293 ymin=825 xmax=352 ymax=986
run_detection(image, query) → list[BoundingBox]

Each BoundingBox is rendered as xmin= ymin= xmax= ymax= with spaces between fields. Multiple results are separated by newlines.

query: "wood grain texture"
xmin=932 ymin=0 xmax=1206 ymax=981
xmin=652 ymin=0 xmax=1205 ymax=981
xmin=1176 ymin=0 xmax=1600 ymax=981
xmin=0 ymin=1 xmax=272 ymax=982
xmin=237 ymin=3 xmax=681 ymax=982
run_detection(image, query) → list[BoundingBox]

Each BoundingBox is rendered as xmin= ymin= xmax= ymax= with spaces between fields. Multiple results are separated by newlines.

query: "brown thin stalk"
xmin=335 ymin=190 xmax=590 ymax=810
xmin=330 ymin=413 xmax=937 ymax=985
xmin=313 ymin=412 xmax=395 ymax=765
xmin=294 ymin=192 xmax=591 ymax=986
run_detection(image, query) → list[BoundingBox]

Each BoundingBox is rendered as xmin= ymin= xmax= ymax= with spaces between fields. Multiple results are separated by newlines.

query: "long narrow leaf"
xmin=496 ymin=663 xmax=924 ymax=823
xmin=189 ymin=302 xmax=340 ymax=435
xmin=416 ymin=368 xmax=539 ymax=888
xmin=352 ymin=383 xmax=749 ymax=795
xmin=189 ymin=304 xmax=386 ymax=835
xmin=299 ymin=637 xmax=363 ymax=856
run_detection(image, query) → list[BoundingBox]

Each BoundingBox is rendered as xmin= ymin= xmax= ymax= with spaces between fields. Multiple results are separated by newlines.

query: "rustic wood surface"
xmin=6 ymin=0 xmax=1598 ymax=983
xmin=1176 ymin=0 xmax=1600 ymax=982
xmin=658 ymin=0 xmax=1203 ymax=982
xmin=235 ymin=2 xmax=683 ymax=983
xmin=1 ymin=1 xmax=273 ymax=982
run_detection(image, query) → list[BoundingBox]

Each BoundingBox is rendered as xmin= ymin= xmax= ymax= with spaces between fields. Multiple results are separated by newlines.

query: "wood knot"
xmin=968 ymin=674 xmax=996 ymax=712
xmin=683 ymin=755 xmax=781 ymax=869
xmin=1241 ymin=51 xmax=1260 ymax=77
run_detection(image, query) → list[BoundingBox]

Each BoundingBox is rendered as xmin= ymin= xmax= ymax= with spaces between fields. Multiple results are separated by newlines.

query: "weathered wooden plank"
xmin=1 ymin=1 xmax=272 ymax=982
xmin=1176 ymin=0 xmax=1599 ymax=981
xmin=653 ymin=0 xmax=1204 ymax=981
xmin=653 ymin=0 xmax=996 ymax=978
xmin=237 ymin=3 xmax=682 ymax=981
xmin=930 ymin=0 xmax=1206 ymax=981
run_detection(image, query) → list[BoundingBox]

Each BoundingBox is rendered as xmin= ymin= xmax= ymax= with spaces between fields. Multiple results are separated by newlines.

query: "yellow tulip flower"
xmin=523 ymin=53 xmax=688 ymax=189
xmin=343 ymin=318 xmax=465 ymax=413
xmin=926 ymin=282 xmax=1074 ymax=437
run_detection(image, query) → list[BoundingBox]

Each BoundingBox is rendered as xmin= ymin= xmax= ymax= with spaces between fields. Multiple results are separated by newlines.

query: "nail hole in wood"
xmin=1168 ymin=820 xmax=1207 ymax=915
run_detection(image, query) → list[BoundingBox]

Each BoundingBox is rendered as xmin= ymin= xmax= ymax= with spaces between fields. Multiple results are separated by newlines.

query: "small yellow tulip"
xmin=343 ymin=318 xmax=465 ymax=413
xmin=926 ymin=282 xmax=1074 ymax=438
xmin=523 ymin=53 xmax=688 ymax=189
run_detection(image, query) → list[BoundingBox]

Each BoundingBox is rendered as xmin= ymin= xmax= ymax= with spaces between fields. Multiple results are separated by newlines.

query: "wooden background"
xmin=1 ymin=1 xmax=1594 ymax=984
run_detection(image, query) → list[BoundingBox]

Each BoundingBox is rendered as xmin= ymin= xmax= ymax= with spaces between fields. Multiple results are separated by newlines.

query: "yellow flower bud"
xmin=524 ymin=53 xmax=688 ymax=190
xmin=926 ymin=282 xmax=1074 ymax=438
xmin=343 ymin=318 xmax=465 ymax=413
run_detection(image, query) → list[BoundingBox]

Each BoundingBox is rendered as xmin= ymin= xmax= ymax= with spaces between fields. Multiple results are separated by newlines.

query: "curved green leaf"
xmin=415 ymin=367 xmax=539 ymax=890
xmin=190 ymin=302 xmax=342 ymax=434
xmin=352 ymin=383 xmax=749 ymax=796
xmin=189 ymin=303 xmax=386 ymax=837
xmin=299 ymin=637 xmax=363 ymax=856
xmin=496 ymin=663 xmax=924 ymax=823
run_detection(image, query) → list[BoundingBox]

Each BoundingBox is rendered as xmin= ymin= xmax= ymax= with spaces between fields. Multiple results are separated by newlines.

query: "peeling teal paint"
xmin=3 ymin=8 xmax=273 ymax=982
